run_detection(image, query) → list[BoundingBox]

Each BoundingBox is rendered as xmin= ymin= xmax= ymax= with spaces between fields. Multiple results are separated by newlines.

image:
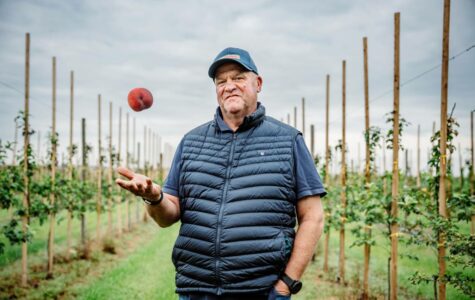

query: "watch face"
xmin=292 ymin=281 xmax=303 ymax=294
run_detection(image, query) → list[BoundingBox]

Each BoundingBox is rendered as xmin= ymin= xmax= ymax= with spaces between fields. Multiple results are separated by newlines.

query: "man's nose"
xmin=223 ymin=80 xmax=237 ymax=92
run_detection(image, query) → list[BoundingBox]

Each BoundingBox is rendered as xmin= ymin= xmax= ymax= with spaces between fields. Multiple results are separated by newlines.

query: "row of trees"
xmin=0 ymin=33 xmax=165 ymax=287
xmin=318 ymin=3 xmax=473 ymax=300
xmin=283 ymin=1 xmax=473 ymax=299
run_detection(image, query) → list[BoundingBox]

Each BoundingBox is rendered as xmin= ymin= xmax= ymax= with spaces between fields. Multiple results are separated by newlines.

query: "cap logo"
xmin=219 ymin=54 xmax=240 ymax=60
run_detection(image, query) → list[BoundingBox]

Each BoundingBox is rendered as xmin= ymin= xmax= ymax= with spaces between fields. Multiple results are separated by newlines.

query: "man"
xmin=116 ymin=47 xmax=326 ymax=300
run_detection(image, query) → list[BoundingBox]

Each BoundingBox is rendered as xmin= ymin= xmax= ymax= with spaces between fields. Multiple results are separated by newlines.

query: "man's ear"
xmin=256 ymin=75 xmax=263 ymax=93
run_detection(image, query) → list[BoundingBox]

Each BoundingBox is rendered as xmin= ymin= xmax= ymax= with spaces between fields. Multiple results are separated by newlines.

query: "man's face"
xmin=214 ymin=63 xmax=262 ymax=118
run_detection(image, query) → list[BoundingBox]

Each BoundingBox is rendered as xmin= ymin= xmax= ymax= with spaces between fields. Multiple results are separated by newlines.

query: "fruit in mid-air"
xmin=128 ymin=88 xmax=153 ymax=112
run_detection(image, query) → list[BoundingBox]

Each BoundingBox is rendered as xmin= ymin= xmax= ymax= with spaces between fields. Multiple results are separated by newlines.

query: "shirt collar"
xmin=214 ymin=102 xmax=266 ymax=133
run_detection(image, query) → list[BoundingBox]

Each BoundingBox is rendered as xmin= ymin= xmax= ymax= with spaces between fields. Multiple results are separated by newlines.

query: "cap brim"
xmin=208 ymin=58 xmax=254 ymax=79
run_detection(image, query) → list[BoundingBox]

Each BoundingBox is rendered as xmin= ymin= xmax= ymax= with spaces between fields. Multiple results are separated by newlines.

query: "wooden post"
xmin=471 ymin=111 xmax=474 ymax=195
xmin=390 ymin=12 xmax=401 ymax=300
xmin=310 ymin=124 xmax=315 ymax=159
xmin=133 ymin=117 xmax=136 ymax=167
xmin=46 ymin=56 xmax=57 ymax=278
xmin=143 ymin=126 xmax=148 ymax=222
xmin=96 ymin=94 xmax=102 ymax=241
xmin=405 ymin=149 xmax=409 ymax=177
xmin=126 ymin=112 xmax=130 ymax=231
xmin=159 ymin=152 xmax=164 ymax=182
xmin=458 ymin=143 xmax=463 ymax=190
xmin=302 ymin=97 xmax=306 ymax=141
xmin=137 ymin=142 xmax=141 ymax=223
xmin=66 ymin=70 xmax=74 ymax=259
xmin=36 ymin=139 xmax=42 ymax=172
xmin=108 ymin=102 xmax=113 ymax=234
xmin=471 ymin=110 xmax=474 ymax=235
xmin=117 ymin=107 xmax=123 ymax=236
xmin=358 ymin=143 xmax=361 ymax=174
xmin=438 ymin=1 xmax=450 ymax=298
xmin=149 ymin=127 xmax=152 ymax=173
xmin=339 ymin=60 xmax=347 ymax=284
xmin=145 ymin=127 xmax=152 ymax=222
xmin=152 ymin=132 xmax=156 ymax=178
xmin=144 ymin=126 xmax=147 ymax=171
xmin=81 ymin=118 xmax=87 ymax=245
xmin=156 ymin=133 xmax=160 ymax=176
xmin=293 ymin=106 xmax=297 ymax=129
xmin=21 ymin=32 xmax=30 ymax=287
xmin=323 ymin=74 xmax=331 ymax=273
xmin=132 ymin=118 xmax=137 ymax=225
xmin=362 ymin=36 xmax=371 ymax=300
xmin=156 ymin=133 xmax=159 ymax=176
xmin=432 ymin=121 xmax=437 ymax=176
xmin=417 ymin=125 xmax=421 ymax=187
xmin=37 ymin=131 xmax=41 ymax=165
xmin=12 ymin=119 xmax=18 ymax=165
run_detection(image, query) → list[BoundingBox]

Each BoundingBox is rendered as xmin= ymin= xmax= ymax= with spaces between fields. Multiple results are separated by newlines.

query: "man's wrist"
xmin=280 ymin=273 xmax=303 ymax=294
xmin=142 ymin=190 xmax=164 ymax=206
xmin=274 ymin=279 xmax=291 ymax=296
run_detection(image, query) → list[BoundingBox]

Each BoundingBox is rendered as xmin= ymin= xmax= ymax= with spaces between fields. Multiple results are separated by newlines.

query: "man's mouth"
xmin=225 ymin=94 xmax=240 ymax=100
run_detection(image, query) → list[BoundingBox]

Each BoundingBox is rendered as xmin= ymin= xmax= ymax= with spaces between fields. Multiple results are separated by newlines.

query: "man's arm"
xmin=145 ymin=193 xmax=181 ymax=228
xmin=115 ymin=166 xmax=181 ymax=227
xmin=274 ymin=195 xmax=324 ymax=295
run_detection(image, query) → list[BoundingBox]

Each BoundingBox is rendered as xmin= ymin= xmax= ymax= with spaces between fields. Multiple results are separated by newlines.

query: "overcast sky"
xmin=0 ymin=0 xmax=474 ymax=173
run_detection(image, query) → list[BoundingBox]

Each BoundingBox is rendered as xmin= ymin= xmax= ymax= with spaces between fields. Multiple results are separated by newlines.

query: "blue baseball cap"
xmin=208 ymin=47 xmax=259 ymax=79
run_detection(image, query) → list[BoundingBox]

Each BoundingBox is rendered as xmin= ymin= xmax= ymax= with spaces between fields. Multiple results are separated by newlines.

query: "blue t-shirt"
xmin=163 ymin=117 xmax=326 ymax=200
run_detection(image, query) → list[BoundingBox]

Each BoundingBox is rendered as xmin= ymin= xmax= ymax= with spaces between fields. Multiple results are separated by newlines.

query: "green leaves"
xmin=0 ymin=219 xmax=33 ymax=254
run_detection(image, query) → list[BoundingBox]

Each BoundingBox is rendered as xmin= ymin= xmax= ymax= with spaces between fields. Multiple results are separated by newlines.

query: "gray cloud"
xmin=0 ymin=0 xmax=474 ymax=173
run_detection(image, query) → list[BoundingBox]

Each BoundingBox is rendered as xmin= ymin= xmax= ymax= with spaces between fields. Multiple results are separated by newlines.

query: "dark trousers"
xmin=178 ymin=288 xmax=291 ymax=300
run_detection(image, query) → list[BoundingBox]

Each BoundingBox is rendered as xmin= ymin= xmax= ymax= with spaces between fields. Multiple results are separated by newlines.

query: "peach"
xmin=128 ymin=88 xmax=153 ymax=112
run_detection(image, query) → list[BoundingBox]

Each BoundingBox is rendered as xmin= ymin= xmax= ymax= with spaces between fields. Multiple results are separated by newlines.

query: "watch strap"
xmin=142 ymin=190 xmax=163 ymax=206
xmin=280 ymin=273 xmax=302 ymax=294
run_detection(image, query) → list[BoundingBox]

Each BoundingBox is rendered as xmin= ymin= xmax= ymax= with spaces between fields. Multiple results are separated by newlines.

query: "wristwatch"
xmin=142 ymin=190 xmax=164 ymax=206
xmin=280 ymin=273 xmax=302 ymax=294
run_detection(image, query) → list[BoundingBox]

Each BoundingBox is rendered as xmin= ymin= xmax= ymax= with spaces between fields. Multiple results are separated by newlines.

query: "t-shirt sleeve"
xmin=162 ymin=139 xmax=183 ymax=197
xmin=294 ymin=134 xmax=327 ymax=200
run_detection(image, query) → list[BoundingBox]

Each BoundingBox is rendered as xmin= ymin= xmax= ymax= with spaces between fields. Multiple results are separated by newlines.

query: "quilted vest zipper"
xmin=215 ymin=132 xmax=237 ymax=294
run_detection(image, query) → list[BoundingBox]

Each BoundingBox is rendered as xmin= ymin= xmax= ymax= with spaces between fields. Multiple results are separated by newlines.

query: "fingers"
xmin=115 ymin=172 xmax=158 ymax=198
xmin=135 ymin=182 xmax=145 ymax=194
xmin=116 ymin=178 xmax=135 ymax=191
xmin=145 ymin=178 xmax=153 ymax=193
xmin=117 ymin=166 xmax=135 ymax=180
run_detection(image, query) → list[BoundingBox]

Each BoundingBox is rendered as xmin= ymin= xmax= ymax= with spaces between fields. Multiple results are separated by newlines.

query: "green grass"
xmin=296 ymin=223 xmax=474 ymax=300
xmin=72 ymin=223 xmax=178 ymax=300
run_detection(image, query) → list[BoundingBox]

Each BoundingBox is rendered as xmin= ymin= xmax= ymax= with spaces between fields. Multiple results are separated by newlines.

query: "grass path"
xmin=72 ymin=223 xmax=178 ymax=300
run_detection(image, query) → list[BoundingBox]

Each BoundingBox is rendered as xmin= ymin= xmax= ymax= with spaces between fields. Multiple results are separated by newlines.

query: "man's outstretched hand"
xmin=115 ymin=166 xmax=162 ymax=201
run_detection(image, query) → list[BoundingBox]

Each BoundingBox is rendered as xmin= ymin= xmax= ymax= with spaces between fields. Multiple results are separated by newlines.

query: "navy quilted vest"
xmin=173 ymin=104 xmax=300 ymax=296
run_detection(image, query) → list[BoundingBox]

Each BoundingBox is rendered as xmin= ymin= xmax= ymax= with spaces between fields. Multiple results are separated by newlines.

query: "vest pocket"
xmin=278 ymin=229 xmax=293 ymax=267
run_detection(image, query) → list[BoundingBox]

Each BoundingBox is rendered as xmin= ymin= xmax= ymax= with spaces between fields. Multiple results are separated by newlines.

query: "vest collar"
xmin=214 ymin=102 xmax=266 ymax=133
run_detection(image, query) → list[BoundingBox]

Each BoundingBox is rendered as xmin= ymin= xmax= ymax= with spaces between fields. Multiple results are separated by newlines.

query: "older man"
xmin=116 ymin=47 xmax=326 ymax=300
